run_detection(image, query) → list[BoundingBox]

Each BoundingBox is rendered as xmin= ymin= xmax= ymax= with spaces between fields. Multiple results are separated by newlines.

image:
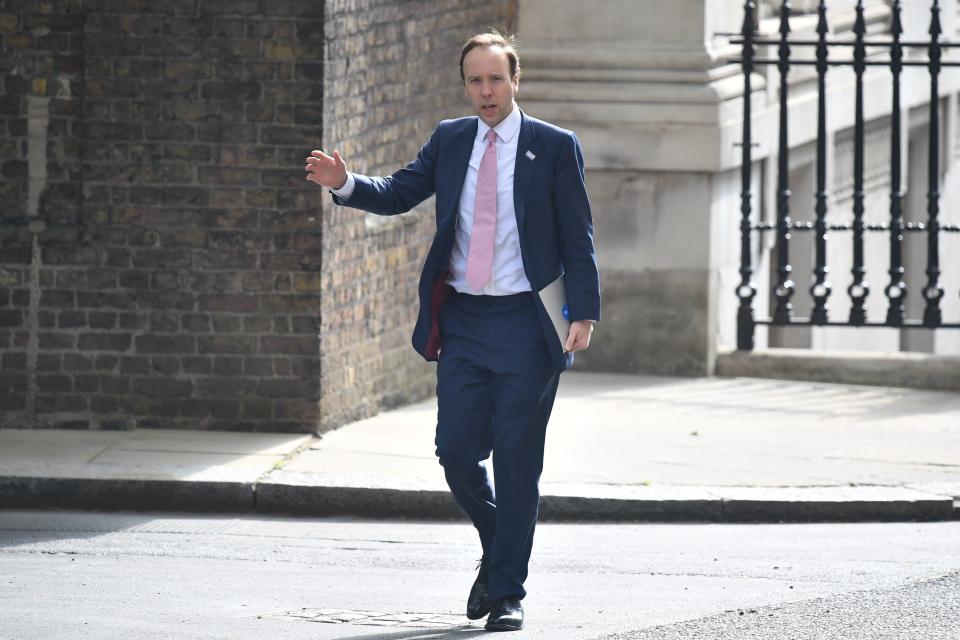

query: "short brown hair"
xmin=459 ymin=30 xmax=520 ymax=84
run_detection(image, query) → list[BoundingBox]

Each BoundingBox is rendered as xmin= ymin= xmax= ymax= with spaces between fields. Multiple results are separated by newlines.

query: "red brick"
xmin=132 ymin=377 xmax=193 ymax=397
xmin=135 ymin=334 xmax=195 ymax=354
xmin=198 ymin=335 xmax=257 ymax=354
xmin=199 ymin=294 xmax=258 ymax=313
xmin=195 ymin=377 xmax=257 ymax=398
xmin=78 ymin=333 xmax=132 ymax=351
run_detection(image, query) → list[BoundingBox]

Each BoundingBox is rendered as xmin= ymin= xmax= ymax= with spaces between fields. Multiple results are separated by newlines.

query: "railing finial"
xmin=741 ymin=0 xmax=757 ymax=37
xmin=779 ymin=1 xmax=792 ymax=36
xmin=816 ymin=0 xmax=828 ymax=36
xmin=853 ymin=0 xmax=866 ymax=38
xmin=891 ymin=0 xmax=903 ymax=38
xmin=930 ymin=0 xmax=943 ymax=39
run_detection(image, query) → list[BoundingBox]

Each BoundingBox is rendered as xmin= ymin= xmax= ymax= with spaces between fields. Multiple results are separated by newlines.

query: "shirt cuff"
xmin=329 ymin=172 xmax=356 ymax=200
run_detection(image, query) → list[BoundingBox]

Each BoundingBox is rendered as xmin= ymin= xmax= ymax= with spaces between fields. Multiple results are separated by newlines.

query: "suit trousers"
xmin=435 ymin=290 xmax=560 ymax=602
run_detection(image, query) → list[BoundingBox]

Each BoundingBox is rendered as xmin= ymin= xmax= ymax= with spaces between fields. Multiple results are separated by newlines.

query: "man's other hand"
xmin=305 ymin=149 xmax=348 ymax=190
xmin=564 ymin=320 xmax=594 ymax=353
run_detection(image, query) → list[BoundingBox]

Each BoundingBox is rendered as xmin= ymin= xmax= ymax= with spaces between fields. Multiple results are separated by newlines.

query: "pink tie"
xmin=466 ymin=129 xmax=498 ymax=291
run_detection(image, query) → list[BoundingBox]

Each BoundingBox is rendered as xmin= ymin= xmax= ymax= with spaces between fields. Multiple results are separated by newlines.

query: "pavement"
xmin=1 ymin=371 xmax=959 ymax=522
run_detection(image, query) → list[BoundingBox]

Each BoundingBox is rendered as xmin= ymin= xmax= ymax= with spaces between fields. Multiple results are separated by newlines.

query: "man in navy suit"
xmin=305 ymin=31 xmax=600 ymax=631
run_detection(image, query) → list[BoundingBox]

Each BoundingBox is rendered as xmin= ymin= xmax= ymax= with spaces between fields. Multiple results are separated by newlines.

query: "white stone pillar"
xmin=518 ymin=0 xmax=747 ymax=375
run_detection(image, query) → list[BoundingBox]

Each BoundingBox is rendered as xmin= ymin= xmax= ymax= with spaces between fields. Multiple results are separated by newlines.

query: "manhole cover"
xmin=273 ymin=608 xmax=468 ymax=628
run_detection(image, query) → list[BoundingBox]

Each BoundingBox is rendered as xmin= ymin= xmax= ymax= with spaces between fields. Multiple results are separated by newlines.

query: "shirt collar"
xmin=477 ymin=103 xmax=521 ymax=144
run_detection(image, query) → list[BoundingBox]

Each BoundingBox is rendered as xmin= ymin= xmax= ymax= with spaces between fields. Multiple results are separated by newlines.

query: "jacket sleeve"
xmin=331 ymin=126 xmax=439 ymax=216
xmin=554 ymin=132 xmax=601 ymax=322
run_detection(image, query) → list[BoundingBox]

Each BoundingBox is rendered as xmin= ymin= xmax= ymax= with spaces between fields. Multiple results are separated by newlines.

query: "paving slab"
xmin=110 ymin=429 xmax=311 ymax=456
xmin=0 ymin=429 xmax=125 ymax=466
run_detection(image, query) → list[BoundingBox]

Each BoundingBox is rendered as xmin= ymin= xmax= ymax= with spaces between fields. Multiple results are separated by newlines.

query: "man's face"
xmin=462 ymin=45 xmax=519 ymax=128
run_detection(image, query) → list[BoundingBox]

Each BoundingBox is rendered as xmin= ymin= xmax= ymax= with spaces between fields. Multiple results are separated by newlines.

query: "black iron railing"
xmin=733 ymin=0 xmax=960 ymax=350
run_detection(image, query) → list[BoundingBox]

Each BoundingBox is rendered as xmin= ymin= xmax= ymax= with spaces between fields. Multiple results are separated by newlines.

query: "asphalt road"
xmin=2 ymin=511 xmax=959 ymax=639
xmin=603 ymin=571 xmax=960 ymax=640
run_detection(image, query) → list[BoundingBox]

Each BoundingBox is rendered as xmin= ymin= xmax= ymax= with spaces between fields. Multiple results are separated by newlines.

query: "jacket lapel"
xmin=513 ymin=111 xmax=537 ymax=240
xmin=444 ymin=118 xmax=478 ymax=227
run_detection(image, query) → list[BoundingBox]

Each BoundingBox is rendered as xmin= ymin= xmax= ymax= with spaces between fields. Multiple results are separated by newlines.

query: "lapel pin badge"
xmin=525 ymin=150 xmax=536 ymax=161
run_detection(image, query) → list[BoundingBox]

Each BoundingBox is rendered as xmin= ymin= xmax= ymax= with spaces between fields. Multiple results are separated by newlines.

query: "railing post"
xmin=736 ymin=0 xmax=758 ymax=351
xmin=886 ymin=0 xmax=907 ymax=326
xmin=848 ymin=0 xmax=869 ymax=325
xmin=731 ymin=0 xmax=960 ymax=337
xmin=811 ymin=0 xmax=831 ymax=325
xmin=924 ymin=0 xmax=945 ymax=327
xmin=772 ymin=0 xmax=795 ymax=324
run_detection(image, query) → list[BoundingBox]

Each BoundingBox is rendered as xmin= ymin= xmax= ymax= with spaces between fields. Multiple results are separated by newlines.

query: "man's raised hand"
xmin=305 ymin=149 xmax=348 ymax=190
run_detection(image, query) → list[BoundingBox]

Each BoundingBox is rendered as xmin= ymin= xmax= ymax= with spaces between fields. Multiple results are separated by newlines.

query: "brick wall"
xmin=320 ymin=0 xmax=516 ymax=429
xmin=1 ymin=0 xmax=324 ymax=431
xmin=1 ymin=0 xmax=86 ymax=427
xmin=0 ymin=0 xmax=516 ymax=433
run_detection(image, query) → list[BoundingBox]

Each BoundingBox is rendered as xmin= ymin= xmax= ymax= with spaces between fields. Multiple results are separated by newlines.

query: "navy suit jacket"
xmin=332 ymin=111 xmax=601 ymax=372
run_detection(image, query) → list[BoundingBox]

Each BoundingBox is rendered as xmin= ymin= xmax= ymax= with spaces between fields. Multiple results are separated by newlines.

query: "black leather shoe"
xmin=484 ymin=597 xmax=523 ymax=631
xmin=466 ymin=557 xmax=491 ymax=620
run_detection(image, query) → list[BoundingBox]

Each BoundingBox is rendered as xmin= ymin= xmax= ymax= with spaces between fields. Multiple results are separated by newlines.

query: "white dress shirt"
xmin=447 ymin=104 xmax=530 ymax=296
xmin=331 ymin=103 xmax=531 ymax=297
